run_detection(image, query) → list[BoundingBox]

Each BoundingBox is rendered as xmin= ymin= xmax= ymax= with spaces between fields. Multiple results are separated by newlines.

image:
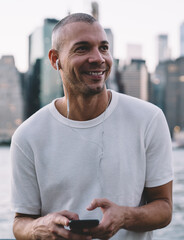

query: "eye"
xmin=75 ymin=46 xmax=88 ymax=53
xmin=100 ymin=45 xmax=109 ymax=52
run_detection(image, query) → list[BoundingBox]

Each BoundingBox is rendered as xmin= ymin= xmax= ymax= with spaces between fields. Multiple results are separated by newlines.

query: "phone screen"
xmin=69 ymin=219 xmax=99 ymax=233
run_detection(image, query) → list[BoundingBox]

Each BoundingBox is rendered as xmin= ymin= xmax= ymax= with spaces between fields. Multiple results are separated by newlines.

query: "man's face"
xmin=58 ymin=21 xmax=113 ymax=96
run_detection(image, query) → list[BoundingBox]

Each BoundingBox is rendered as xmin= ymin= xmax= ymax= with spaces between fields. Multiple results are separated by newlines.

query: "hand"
xmin=32 ymin=210 xmax=92 ymax=240
xmin=85 ymin=198 xmax=125 ymax=239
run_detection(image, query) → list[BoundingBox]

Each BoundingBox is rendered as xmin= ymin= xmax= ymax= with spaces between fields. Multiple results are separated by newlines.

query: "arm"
xmin=86 ymin=181 xmax=172 ymax=239
xmin=122 ymin=181 xmax=172 ymax=232
xmin=13 ymin=211 xmax=92 ymax=240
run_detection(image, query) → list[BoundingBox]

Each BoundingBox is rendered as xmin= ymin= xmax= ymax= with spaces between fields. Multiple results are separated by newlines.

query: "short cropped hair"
xmin=52 ymin=13 xmax=97 ymax=51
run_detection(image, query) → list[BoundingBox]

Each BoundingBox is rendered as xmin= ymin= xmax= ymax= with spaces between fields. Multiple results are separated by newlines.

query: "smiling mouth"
xmin=86 ymin=71 xmax=106 ymax=76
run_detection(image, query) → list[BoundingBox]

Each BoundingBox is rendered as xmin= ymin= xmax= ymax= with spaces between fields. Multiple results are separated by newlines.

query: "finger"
xmin=54 ymin=214 xmax=70 ymax=227
xmin=61 ymin=210 xmax=79 ymax=220
xmin=83 ymin=218 xmax=112 ymax=238
xmin=56 ymin=227 xmax=92 ymax=240
xmin=57 ymin=211 xmax=79 ymax=226
xmin=87 ymin=198 xmax=110 ymax=211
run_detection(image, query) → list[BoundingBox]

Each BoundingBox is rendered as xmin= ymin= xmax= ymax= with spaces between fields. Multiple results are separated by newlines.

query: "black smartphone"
xmin=69 ymin=219 xmax=99 ymax=234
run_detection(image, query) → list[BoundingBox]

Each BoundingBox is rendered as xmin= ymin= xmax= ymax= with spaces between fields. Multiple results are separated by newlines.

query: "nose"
xmin=88 ymin=48 xmax=105 ymax=64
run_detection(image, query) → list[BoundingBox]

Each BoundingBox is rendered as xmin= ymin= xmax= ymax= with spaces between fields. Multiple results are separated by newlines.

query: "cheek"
xmin=108 ymin=55 xmax=113 ymax=68
xmin=106 ymin=58 xmax=113 ymax=74
xmin=63 ymin=61 xmax=75 ymax=75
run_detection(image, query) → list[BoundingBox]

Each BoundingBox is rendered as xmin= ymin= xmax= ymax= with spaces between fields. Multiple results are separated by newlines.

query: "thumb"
xmin=54 ymin=215 xmax=70 ymax=227
xmin=87 ymin=198 xmax=110 ymax=211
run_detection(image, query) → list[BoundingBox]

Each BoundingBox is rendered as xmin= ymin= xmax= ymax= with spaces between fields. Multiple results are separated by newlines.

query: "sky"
xmin=0 ymin=0 xmax=184 ymax=73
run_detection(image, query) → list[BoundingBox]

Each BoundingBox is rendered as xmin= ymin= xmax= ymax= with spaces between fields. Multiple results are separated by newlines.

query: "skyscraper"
xmin=121 ymin=59 xmax=149 ymax=101
xmin=180 ymin=22 xmax=184 ymax=56
xmin=91 ymin=1 xmax=99 ymax=21
xmin=163 ymin=61 xmax=179 ymax=135
xmin=0 ymin=56 xmax=23 ymax=142
xmin=28 ymin=18 xmax=63 ymax=108
xmin=157 ymin=34 xmax=171 ymax=63
xmin=154 ymin=56 xmax=184 ymax=135
xmin=176 ymin=57 xmax=184 ymax=130
xmin=126 ymin=44 xmax=142 ymax=63
xmin=104 ymin=28 xmax=114 ymax=58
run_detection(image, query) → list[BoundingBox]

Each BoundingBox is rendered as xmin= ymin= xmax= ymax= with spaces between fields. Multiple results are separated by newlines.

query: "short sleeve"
xmin=145 ymin=109 xmax=174 ymax=188
xmin=10 ymin=140 xmax=41 ymax=215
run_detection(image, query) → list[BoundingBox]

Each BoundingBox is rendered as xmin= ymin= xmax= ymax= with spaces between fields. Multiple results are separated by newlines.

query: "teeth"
xmin=88 ymin=71 xmax=103 ymax=76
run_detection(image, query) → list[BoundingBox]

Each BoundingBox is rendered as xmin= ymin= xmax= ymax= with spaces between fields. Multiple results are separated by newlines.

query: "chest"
xmin=34 ymin=125 xmax=146 ymax=206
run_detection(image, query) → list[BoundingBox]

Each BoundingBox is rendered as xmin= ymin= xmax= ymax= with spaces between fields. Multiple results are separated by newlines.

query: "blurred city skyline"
xmin=1 ymin=0 xmax=184 ymax=73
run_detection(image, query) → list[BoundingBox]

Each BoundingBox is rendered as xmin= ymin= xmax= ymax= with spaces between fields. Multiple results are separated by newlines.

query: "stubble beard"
xmin=83 ymin=82 xmax=106 ymax=96
xmin=63 ymin=71 xmax=107 ymax=97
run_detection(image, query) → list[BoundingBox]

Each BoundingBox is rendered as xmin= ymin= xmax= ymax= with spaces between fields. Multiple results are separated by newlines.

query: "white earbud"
xmin=56 ymin=59 xmax=59 ymax=71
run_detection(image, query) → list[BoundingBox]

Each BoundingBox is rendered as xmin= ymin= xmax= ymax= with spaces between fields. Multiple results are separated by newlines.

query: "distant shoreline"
xmin=0 ymin=141 xmax=11 ymax=146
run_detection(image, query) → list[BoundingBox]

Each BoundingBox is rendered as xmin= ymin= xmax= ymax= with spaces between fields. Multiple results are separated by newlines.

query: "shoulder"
xmin=12 ymin=102 xmax=52 ymax=145
xmin=112 ymin=91 xmax=162 ymax=120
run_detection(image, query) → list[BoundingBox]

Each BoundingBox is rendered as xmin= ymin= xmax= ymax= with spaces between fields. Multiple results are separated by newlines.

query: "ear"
xmin=48 ymin=49 xmax=59 ymax=70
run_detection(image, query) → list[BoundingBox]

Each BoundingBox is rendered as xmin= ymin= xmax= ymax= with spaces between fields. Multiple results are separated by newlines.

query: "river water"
xmin=0 ymin=146 xmax=184 ymax=239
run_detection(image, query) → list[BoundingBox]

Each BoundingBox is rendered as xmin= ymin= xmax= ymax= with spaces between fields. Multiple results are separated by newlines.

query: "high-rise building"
xmin=180 ymin=22 xmax=184 ymax=57
xmin=23 ymin=59 xmax=41 ymax=119
xmin=176 ymin=57 xmax=184 ymax=129
xmin=157 ymin=34 xmax=171 ymax=63
xmin=154 ymin=57 xmax=184 ymax=135
xmin=126 ymin=44 xmax=142 ymax=63
xmin=0 ymin=56 xmax=23 ymax=143
xmin=28 ymin=18 xmax=63 ymax=109
xmin=153 ymin=62 xmax=168 ymax=111
xmin=164 ymin=61 xmax=179 ymax=135
xmin=121 ymin=59 xmax=149 ymax=101
xmin=104 ymin=28 xmax=114 ymax=57
xmin=91 ymin=1 xmax=99 ymax=21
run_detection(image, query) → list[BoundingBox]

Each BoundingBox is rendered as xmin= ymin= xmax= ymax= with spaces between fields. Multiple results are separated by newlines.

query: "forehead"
xmin=61 ymin=22 xmax=108 ymax=46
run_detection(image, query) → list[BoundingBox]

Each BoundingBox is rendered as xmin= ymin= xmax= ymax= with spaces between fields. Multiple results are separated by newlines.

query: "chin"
xmin=84 ymin=84 xmax=105 ymax=96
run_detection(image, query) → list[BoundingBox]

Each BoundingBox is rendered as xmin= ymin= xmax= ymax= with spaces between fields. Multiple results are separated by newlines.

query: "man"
xmin=11 ymin=13 xmax=173 ymax=240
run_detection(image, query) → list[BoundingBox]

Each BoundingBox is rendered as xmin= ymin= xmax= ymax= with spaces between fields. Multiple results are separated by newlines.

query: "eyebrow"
xmin=73 ymin=40 xmax=109 ymax=47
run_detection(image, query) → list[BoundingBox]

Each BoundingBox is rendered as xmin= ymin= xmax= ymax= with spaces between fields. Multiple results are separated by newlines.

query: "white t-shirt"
xmin=11 ymin=90 xmax=173 ymax=240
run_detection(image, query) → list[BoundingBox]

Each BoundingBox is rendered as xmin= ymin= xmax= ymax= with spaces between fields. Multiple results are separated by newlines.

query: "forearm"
xmin=13 ymin=216 xmax=39 ymax=240
xmin=13 ymin=210 xmax=88 ymax=240
xmin=122 ymin=199 xmax=172 ymax=232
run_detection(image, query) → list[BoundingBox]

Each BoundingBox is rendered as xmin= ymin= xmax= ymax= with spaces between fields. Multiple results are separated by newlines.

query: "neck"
xmin=55 ymin=90 xmax=111 ymax=121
